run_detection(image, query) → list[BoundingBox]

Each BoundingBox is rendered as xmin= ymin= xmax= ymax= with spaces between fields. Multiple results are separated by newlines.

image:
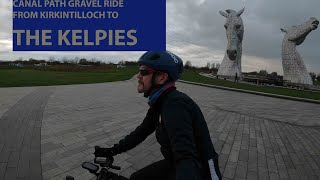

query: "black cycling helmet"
xmin=138 ymin=51 xmax=183 ymax=82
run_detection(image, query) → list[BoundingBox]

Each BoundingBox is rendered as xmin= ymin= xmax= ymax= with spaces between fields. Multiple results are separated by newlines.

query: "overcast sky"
xmin=0 ymin=0 xmax=319 ymax=75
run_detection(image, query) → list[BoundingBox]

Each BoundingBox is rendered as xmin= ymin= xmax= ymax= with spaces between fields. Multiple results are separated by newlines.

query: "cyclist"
xmin=94 ymin=51 xmax=222 ymax=180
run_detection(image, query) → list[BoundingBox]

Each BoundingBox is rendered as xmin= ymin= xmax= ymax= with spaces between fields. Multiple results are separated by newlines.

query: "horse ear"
xmin=280 ymin=28 xmax=287 ymax=33
xmin=219 ymin=11 xmax=228 ymax=18
xmin=236 ymin=7 xmax=245 ymax=16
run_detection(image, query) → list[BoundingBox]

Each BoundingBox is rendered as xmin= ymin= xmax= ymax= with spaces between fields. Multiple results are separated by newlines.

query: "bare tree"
xmin=48 ymin=56 xmax=55 ymax=63
xmin=61 ymin=57 xmax=69 ymax=64
xmin=79 ymin=58 xmax=88 ymax=65
xmin=206 ymin=62 xmax=211 ymax=69
xmin=211 ymin=63 xmax=216 ymax=70
xmin=259 ymin=70 xmax=268 ymax=76
xmin=309 ymin=72 xmax=316 ymax=82
xmin=215 ymin=63 xmax=220 ymax=70
xmin=90 ymin=58 xmax=102 ymax=66
xmin=184 ymin=60 xmax=192 ymax=69
xmin=271 ymin=72 xmax=278 ymax=77
xmin=74 ymin=57 xmax=80 ymax=64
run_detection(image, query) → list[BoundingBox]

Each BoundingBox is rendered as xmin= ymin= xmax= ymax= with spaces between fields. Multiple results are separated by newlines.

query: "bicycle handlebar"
xmin=66 ymin=146 xmax=121 ymax=180
xmin=94 ymin=157 xmax=121 ymax=170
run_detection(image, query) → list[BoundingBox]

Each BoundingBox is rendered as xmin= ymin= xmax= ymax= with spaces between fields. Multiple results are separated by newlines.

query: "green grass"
xmin=0 ymin=66 xmax=138 ymax=87
xmin=181 ymin=70 xmax=320 ymax=100
xmin=1 ymin=67 xmax=320 ymax=101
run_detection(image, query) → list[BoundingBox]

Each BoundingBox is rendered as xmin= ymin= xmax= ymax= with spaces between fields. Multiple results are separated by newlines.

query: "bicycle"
xmin=66 ymin=146 xmax=128 ymax=180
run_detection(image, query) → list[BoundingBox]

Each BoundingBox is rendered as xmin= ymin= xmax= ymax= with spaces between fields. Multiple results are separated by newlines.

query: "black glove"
xmin=107 ymin=171 xmax=119 ymax=179
xmin=94 ymin=146 xmax=115 ymax=157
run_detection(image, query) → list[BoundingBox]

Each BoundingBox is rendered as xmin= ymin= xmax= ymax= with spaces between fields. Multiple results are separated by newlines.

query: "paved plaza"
xmin=0 ymin=78 xmax=320 ymax=180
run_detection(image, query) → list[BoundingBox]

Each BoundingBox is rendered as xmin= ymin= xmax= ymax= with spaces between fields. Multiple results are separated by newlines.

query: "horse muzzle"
xmin=311 ymin=18 xmax=319 ymax=30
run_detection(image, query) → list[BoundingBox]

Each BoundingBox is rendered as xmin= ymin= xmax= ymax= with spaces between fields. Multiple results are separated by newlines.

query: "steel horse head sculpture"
xmin=217 ymin=8 xmax=245 ymax=79
xmin=281 ymin=17 xmax=319 ymax=85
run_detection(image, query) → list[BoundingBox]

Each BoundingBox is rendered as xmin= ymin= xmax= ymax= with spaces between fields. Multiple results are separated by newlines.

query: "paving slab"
xmin=0 ymin=87 xmax=36 ymax=119
xmin=0 ymin=86 xmax=54 ymax=180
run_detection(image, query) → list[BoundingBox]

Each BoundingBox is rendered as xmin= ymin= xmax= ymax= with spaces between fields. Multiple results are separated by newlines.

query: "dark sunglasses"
xmin=139 ymin=67 xmax=156 ymax=76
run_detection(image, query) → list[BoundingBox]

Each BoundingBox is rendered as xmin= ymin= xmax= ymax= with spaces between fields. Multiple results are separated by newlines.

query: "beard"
xmin=137 ymin=81 xmax=144 ymax=93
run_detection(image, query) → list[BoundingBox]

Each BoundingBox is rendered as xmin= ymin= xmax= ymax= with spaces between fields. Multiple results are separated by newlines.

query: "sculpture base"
xmin=283 ymin=73 xmax=313 ymax=85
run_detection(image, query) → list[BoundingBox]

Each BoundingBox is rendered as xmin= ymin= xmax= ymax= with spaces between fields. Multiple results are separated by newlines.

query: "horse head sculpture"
xmin=217 ymin=8 xmax=245 ymax=79
xmin=281 ymin=17 xmax=319 ymax=85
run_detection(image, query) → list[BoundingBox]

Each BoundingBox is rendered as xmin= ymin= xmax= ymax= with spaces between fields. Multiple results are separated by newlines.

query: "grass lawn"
xmin=181 ymin=70 xmax=320 ymax=100
xmin=0 ymin=66 xmax=138 ymax=87
xmin=1 ymin=66 xmax=320 ymax=101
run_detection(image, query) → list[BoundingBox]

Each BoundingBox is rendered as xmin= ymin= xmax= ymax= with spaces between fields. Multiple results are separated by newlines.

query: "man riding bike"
xmin=94 ymin=51 xmax=222 ymax=180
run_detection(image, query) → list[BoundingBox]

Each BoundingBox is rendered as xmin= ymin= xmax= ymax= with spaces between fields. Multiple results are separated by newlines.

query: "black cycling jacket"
xmin=111 ymin=87 xmax=220 ymax=180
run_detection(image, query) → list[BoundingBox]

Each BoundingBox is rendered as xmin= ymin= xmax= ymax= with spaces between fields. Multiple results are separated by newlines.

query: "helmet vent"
xmin=149 ymin=53 xmax=161 ymax=60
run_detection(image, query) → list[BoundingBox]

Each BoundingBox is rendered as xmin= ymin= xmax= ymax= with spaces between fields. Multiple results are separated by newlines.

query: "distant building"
xmin=34 ymin=63 xmax=48 ymax=66
xmin=9 ymin=63 xmax=23 ymax=67
xmin=242 ymin=72 xmax=284 ymax=86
